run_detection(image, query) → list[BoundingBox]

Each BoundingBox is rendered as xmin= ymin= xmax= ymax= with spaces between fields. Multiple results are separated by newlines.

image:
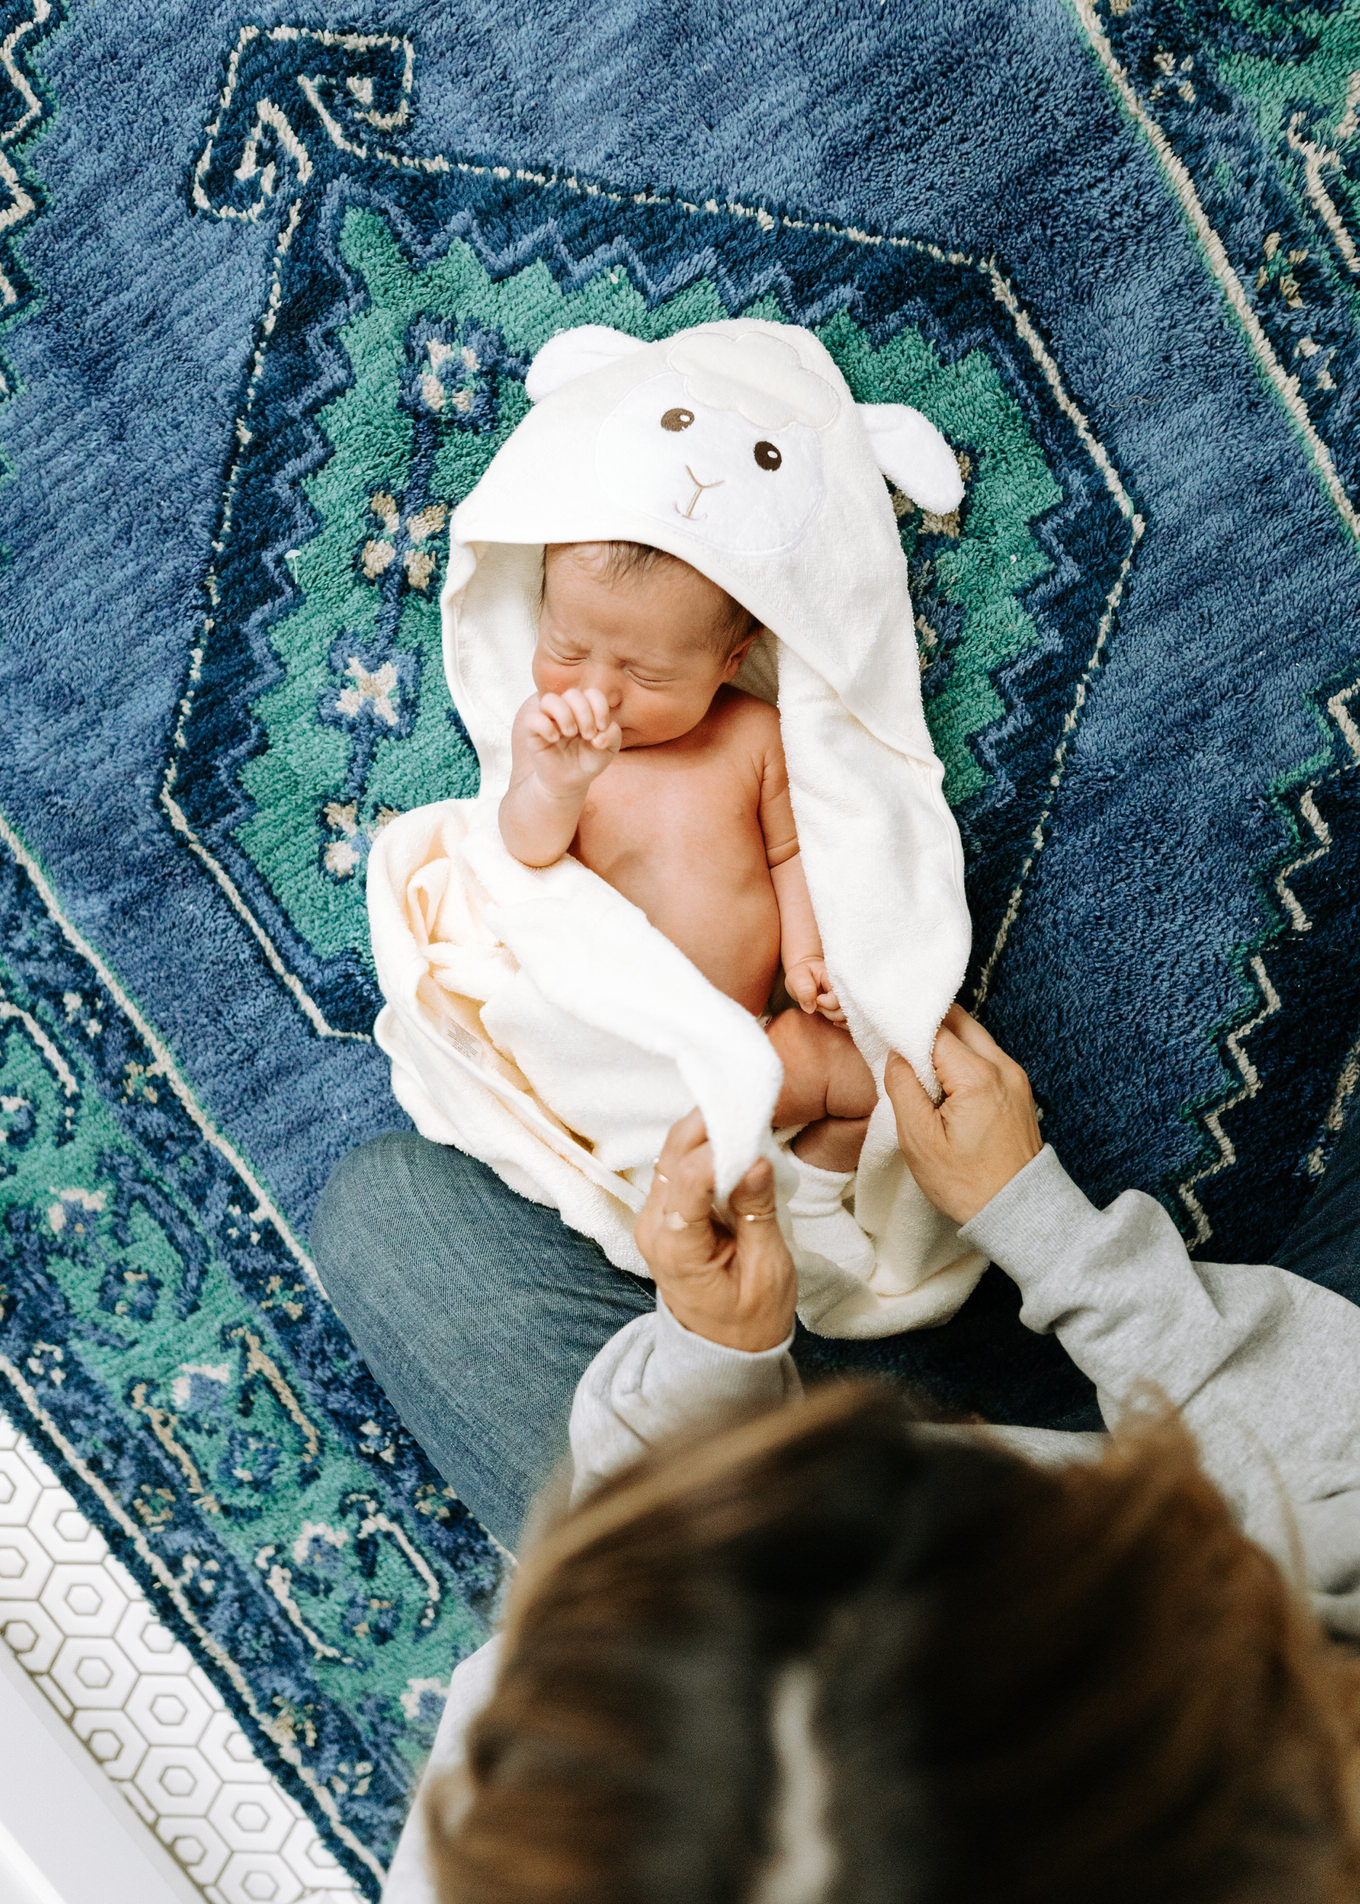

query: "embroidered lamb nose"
xmin=680 ymin=463 xmax=726 ymax=520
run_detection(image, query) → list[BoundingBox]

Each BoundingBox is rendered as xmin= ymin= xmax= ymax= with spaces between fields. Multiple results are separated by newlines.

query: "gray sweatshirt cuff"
xmin=652 ymin=1295 xmax=798 ymax=1409
xmin=957 ymin=1144 xmax=1234 ymax=1394
xmin=958 ymin=1144 xmax=1099 ymax=1284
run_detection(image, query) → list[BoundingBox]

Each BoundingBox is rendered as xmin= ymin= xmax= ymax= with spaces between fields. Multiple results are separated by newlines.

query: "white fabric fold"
xmin=369 ymin=317 xmax=987 ymax=1334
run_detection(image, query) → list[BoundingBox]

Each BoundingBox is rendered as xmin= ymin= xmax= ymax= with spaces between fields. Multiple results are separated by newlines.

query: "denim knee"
xmin=311 ymin=1129 xmax=429 ymax=1293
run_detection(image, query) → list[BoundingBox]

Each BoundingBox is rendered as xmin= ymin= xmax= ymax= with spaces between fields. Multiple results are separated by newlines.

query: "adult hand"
xmin=635 ymin=1110 xmax=796 ymax=1352
xmin=885 ymin=1004 xmax=1042 ymax=1226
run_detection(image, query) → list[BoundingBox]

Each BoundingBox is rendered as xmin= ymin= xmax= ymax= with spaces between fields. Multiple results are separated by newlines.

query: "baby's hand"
xmin=785 ymin=957 xmax=847 ymax=1026
xmin=523 ymin=689 xmax=622 ymax=794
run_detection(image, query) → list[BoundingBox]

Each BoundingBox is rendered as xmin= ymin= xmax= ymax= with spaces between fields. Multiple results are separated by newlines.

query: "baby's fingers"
xmin=561 ymin=688 xmax=600 ymax=739
xmin=785 ymin=964 xmax=819 ymax=1012
xmin=524 ymin=706 xmax=562 ymax=747
xmin=536 ymin=692 xmax=578 ymax=739
xmin=816 ymin=980 xmax=845 ymax=1023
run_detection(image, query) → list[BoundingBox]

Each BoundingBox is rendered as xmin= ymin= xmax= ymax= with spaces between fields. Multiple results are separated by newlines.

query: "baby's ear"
xmin=524 ymin=326 xmax=649 ymax=402
xmin=858 ymin=403 xmax=966 ymax=516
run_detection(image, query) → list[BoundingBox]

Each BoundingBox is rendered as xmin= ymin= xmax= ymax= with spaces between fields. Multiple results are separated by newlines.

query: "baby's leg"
xmin=767 ymin=1008 xmax=876 ymax=1172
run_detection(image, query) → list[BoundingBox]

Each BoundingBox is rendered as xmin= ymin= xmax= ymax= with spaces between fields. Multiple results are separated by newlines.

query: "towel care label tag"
xmin=438 ymin=1013 xmax=646 ymax=1209
xmin=443 ymin=1019 xmax=489 ymax=1068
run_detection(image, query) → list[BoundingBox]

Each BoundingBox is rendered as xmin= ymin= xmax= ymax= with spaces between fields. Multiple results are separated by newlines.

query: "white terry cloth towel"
xmin=368 ymin=318 xmax=986 ymax=1336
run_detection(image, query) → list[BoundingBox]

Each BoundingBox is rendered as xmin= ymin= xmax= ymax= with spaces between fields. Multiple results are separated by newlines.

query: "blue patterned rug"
xmin=2 ymin=0 xmax=1360 ymax=1888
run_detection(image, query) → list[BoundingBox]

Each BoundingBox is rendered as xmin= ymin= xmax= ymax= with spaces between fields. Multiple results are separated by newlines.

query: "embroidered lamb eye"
xmin=661 ymin=407 xmax=694 ymax=432
xmin=754 ymin=439 xmax=782 ymax=471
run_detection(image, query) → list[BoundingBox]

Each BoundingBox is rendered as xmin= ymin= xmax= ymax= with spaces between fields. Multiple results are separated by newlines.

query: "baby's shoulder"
xmin=711 ymin=689 xmax=783 ymax=783
xmin=715 ymin=686 xmax=782 ymax=746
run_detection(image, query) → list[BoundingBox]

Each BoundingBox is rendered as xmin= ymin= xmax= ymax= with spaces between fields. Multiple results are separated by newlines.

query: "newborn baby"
xmin=499 ymin=538 xmax=877 ymax=1273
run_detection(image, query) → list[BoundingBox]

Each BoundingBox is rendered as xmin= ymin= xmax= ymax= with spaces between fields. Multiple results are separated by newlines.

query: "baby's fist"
xmin=525 ymin=688 xmax=621 ymax=791
xmin=786 ymin=958 xmax=847 ymax=1026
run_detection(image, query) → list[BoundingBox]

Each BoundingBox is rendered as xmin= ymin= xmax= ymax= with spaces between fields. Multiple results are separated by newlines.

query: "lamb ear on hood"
xmin=524 ymin=324 xmax=647 ymax=401
xmin=858 ymin=402 xmax=965 ymax=516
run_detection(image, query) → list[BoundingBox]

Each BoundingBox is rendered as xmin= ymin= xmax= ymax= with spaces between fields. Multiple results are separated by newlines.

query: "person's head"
xmin=535 ymin=541 xmax=762 ymax=748
xmin=428 ymin=1382 xmax=1360 ymax=1904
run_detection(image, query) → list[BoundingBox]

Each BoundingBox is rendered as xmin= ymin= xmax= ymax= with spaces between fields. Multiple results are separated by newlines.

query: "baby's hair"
xmin=543 ymin=540 xmax=760 ymax=658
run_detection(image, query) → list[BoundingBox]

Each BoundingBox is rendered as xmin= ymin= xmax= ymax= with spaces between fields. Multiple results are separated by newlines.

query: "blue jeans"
xmin=311 ymin=1118 xmax=1360 ymax=1550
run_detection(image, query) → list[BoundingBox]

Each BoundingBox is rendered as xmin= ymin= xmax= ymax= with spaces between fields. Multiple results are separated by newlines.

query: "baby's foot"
xmin=787 ymin=1156 xmax=874 ymax=1276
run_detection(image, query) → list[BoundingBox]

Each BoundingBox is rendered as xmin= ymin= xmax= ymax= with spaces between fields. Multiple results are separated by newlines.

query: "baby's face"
xmin=535 ymin=547 xmax=747 ymax=749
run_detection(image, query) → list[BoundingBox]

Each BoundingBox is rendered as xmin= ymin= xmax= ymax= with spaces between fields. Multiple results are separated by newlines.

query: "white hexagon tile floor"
xmin=0 ymin=1409 xmax=364 ymax=1904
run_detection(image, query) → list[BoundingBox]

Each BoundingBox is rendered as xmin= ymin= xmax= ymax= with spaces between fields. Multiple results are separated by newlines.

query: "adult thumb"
xmin=729 ymin=1154 xmax=778 ymax=1224
xmin=930 ymin=1019 xmax=992 ymax=1099
xmin=885 ymin=1050 xmax=938 ymax=1140
xmin=728 ymin=1155 xmax=790 ymax=1267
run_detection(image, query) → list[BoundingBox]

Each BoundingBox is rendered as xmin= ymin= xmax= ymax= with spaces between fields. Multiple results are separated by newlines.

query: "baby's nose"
xmin=584 ymin=667 xmax=624 ymax=707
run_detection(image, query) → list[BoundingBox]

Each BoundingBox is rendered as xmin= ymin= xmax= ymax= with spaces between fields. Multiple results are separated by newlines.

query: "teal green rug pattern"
xmin=3 ymin=2 xmax=1360 ymax=1892
xmin=0 ymin=813 xmax=504 ymax=1893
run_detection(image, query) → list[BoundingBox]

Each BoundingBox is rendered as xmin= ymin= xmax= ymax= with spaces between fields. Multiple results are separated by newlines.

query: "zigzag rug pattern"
xmin=1072 ymin=0 xmax=1360 ymax=1256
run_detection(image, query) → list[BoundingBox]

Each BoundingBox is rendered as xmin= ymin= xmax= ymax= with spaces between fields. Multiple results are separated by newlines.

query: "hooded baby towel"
xmin=367 ymin=319 xmax=986 ymax=1336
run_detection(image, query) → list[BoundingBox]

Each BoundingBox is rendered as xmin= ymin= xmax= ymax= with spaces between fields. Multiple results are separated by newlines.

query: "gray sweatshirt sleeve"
xmin=381 ymin=1637 xmax=503 ymax=1904
xmin=961 ymin=1146 xmax=1360 ymax=1640
xmin=567 ymin=1294 xmax=801 ymax=1504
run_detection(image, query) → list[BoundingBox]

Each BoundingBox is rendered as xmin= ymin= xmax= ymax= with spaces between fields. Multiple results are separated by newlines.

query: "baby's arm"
xmin=759 ymin=729 xmax=846 ymax=1025
xmin=499 ymin=688 xmax=621 ymax=868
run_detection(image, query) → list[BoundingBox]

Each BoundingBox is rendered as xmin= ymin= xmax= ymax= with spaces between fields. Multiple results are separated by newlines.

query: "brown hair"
xmin=429 ymin=1382 xmax=1360 ymax=1904
xmin=542 ymin=540 xmax=761 ymax=656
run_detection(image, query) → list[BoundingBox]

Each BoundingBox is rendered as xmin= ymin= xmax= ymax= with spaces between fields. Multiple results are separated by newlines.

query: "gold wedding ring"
xmin=664 ymin=1209 xmax=707 ymax=1231
xmin=741 ymin=1211 xmax=778 ymax=1223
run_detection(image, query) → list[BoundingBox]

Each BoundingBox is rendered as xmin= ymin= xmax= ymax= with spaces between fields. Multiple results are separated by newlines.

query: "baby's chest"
xmin=580 ymin=754 xmax=765 ymax=868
